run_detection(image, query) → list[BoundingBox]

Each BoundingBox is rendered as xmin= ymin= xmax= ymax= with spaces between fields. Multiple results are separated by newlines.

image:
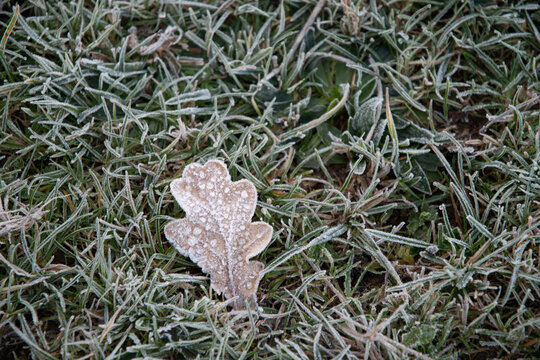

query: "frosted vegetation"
xmin=0 ymin=1 xmax=539 ymax=359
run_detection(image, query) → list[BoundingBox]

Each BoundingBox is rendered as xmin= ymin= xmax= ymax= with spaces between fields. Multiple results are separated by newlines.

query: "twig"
xmin=258 ymin=0 xmax=326 ymax=85
xmin=285 ymin=0 xmax=326 ymax=68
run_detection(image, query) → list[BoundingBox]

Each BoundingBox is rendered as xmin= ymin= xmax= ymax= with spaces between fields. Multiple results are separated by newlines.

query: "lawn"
xmin=1 ymin=0 xmax=539 ymax=359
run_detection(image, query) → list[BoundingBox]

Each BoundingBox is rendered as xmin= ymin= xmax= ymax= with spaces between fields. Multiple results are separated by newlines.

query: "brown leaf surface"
xmin=164 ymin=160 xmax=272 ymax=307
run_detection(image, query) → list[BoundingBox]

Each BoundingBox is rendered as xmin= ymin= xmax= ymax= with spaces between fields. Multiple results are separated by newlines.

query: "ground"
xmin=0 ymin=0 xmax=539 ymax=359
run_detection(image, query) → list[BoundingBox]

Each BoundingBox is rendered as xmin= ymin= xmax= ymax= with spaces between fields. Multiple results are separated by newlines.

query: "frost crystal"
xmin=164 ymin=160 xmax=273 ymax=307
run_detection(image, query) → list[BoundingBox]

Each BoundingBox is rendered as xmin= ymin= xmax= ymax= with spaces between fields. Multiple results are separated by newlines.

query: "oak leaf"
xmin=164 ymin=160 xmax=273 ymax=307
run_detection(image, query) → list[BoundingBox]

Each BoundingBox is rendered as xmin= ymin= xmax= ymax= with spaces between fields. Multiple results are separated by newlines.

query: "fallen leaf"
xmin=165 ymin=160 xmax=273 ymax=308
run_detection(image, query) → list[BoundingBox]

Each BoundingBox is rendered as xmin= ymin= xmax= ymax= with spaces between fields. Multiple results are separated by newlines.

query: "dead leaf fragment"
xmin=0 ymin=200 xmax=47 ymax=236
xmin=165 ymin=160 xmax=273 ymax=308
xmin=127 ymin=26 xmax=181 ymax=57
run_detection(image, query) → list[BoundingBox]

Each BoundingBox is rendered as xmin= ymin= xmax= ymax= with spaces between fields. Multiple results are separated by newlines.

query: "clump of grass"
xmin=1 ymin=1 xmax=539 ymax=359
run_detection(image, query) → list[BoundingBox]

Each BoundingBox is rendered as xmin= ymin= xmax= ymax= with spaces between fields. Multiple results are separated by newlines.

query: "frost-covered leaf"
xmin=406 ymin=158 xmax=432 ymax=195
xmin=402 ymin=324 xmax=438 ymax=348
xmin=164 ymin=160 xmax=273 ymax=308
xmin=393 ymin=115 xmax=434 ymax=144
xmin=349 ymin=97 xmax=383 ymax=137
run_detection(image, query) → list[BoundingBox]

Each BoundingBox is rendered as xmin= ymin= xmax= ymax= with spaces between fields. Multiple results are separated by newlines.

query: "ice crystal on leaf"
xmin=164 ymin=160 xmax=273 ymax=308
